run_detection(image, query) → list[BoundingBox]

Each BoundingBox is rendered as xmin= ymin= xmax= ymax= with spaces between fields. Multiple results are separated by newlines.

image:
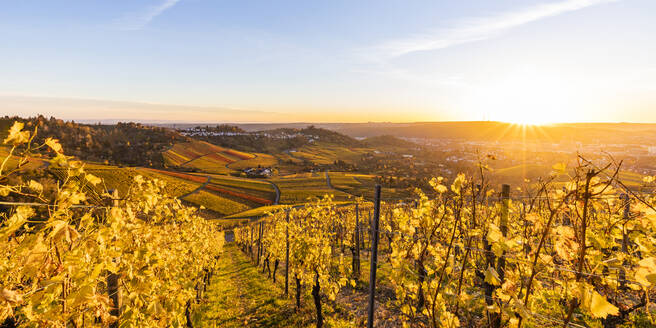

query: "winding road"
xmin=265 ymin=180 xmax=280 ymax=205
xmin=325 ymin=170 xmax=333 ymax=189
xmin=179 ymin=175 xmax=211 ymax=200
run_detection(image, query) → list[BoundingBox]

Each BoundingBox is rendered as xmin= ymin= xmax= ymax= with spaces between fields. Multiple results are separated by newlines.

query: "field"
xmin=137 ymin=168 xmax=202 ymax=197
xmin=163 ymin=141 xmax=263 ymax=174
xmin=271 ymin=172 xmax=352 ymax=204
xmin=163 ymin=141 xmax=229 ymax=166
xmin=285 ymin=144 xmax=371 ymax=165
xmin=83 ymin=164 xmax=141 ymax=196
xmin=491 ymin=163 xmax=551 ymax=180
xmin=204 ymin=174 xmax=276 ymax=202
xmin=327 ymin=172 xmax=412 ymax=201
xmin=227 ymin=153 xmax=278 ymax=170
xmin=618 ymin=170 xmax=647 ymax=188
xmin=275 ymin=151 xmax=303 ymax=164
xmin=490 ymin=163 xmax=648 ymax=191
xmin=184 ymin=155 xmax=233 ymax=174
xmin=0 ymin=146 xmax=48 ymax=171
xmin=204 ymin=184 xmax=272 ymax=205
xmin=183 ymin=189 xmax=253 ymax=216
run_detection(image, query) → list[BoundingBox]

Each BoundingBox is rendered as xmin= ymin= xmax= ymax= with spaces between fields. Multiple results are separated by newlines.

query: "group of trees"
xmin=0 ymin=116 xmax=187 ymax=167
xmin=189 ymin=125 xmax=362 ymax=154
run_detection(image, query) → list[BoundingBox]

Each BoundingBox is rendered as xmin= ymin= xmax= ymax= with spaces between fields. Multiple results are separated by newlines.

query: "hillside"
xmin=0 ymin=116 xmax=187 ymax=167
xmin=181 ymin=125 xmax=361 ymax=154
xmin=163 ymin=140 xmax=263 ymax=173
xmin=176 ymin=122 xmax=656 ymax=145
xmin=361 ymin=135 xmax=419 ymax=149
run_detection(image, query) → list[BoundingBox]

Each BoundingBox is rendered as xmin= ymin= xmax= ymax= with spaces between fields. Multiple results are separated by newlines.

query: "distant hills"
xmin=157 ymin=122 xmax=656 ymax=145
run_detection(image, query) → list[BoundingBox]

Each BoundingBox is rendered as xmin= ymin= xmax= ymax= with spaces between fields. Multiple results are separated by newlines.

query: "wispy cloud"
xmin=368 ymin=0 xmax=618 ymax=60
xmin=114 ymin=0 xmax=182 ymax=30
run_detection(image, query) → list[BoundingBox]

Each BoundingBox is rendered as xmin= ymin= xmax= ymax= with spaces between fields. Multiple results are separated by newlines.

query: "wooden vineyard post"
xmin=367 ymin=210 xmax=372 ymax=251
xmin=360 ymin=207 xmax=366 ymax=249
xmin=497 ymin=184 xmax=510 ymax=280
xmin=250 ymin=225 xmax=255 ymax=260
xmin=108 ymin=190 xmax=121 ymax=328
xmin=488 ymin=184 xmax=510 ymax=328
xmin=257 ymin=222 xmax=263 ymax=266
xmin=367 ymin=185 xmax=382 ymax=328
xmin=619 ymin=193 xmax=630 ymax=289
xmin=353 ymin=202 xmax=361 ymax=279
xmin=285 ymin=210 xmax=290 ymax=296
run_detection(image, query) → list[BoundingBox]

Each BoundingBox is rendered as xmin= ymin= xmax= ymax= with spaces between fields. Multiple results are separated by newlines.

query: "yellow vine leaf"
xmin=484 ymin=266 xmax=501 ymax=286
xmin=589 ymin=291 xmax=619 ymax=318
xmin=451 ymin=173 xmax=466 ymax=195
xmin=28 ymin=180 xmax=43 ymax=193
xmin=3 ymin=122 xmax=30 ymax=145
xmin=634 ymin=257 xmax=656 ymax=287
xmin=0 ymin=288 xmax=23 ymax=304
xmin=85 ymin=173 xmax=102 ymax=186
xmin=44 ymin=137 xmax=63 ymax=153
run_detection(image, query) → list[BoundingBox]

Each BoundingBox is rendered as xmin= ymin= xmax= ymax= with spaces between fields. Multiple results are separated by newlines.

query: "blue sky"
xmin=1 ymin=0 xmax=655 ymax=123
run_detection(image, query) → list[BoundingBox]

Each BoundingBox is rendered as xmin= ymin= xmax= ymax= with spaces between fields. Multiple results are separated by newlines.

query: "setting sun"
xmin=462 ymin=67 xmax=576 ymax=125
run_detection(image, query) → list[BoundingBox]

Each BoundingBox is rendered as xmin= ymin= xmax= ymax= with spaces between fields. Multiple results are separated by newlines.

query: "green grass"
xmin=194 ymin=244 xmax=357 ymax=328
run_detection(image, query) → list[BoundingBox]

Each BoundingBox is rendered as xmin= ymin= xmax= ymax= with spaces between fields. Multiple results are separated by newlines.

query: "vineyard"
xmin=162 ymin=141 xmax=262 ymax=175
xmin=328 ymin=172 xmax=413 ymax=201
xmin=272 ymin=173 xmax=352 ymax=204
xmin=0 ymin=122 xmax=225 ymax=327
xmin=235 ymin=163 xmax=656 ymax=327
xmin=3 ymin=121 xmax=656 ymax=327
xmin=285 ymin=144 xmax=371 ymax=166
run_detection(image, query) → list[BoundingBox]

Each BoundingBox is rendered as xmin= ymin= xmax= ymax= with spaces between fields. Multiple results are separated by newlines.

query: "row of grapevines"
xmin=235 ymin=197 xmax=360 ymax=327
xmin=235 ymin=162 xmax=656 ymax=327
xmin=0 ymin=122 xmax=224 ymax=327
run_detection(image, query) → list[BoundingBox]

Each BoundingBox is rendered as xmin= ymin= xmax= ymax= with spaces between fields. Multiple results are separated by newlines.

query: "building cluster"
xmin=180 ymin=127 xmax=320 ymax=142
xmin=243 ymin=167 xmax=272 ymax=177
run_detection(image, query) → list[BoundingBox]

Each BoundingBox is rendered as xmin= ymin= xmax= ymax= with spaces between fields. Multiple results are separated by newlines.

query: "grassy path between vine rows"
xmin=193 ymin=243 xmax=358 ymax=327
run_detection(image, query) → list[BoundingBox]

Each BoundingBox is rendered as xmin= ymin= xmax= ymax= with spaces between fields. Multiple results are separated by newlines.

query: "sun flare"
xmin=463 ymin=67 xmax=578 ymax=125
